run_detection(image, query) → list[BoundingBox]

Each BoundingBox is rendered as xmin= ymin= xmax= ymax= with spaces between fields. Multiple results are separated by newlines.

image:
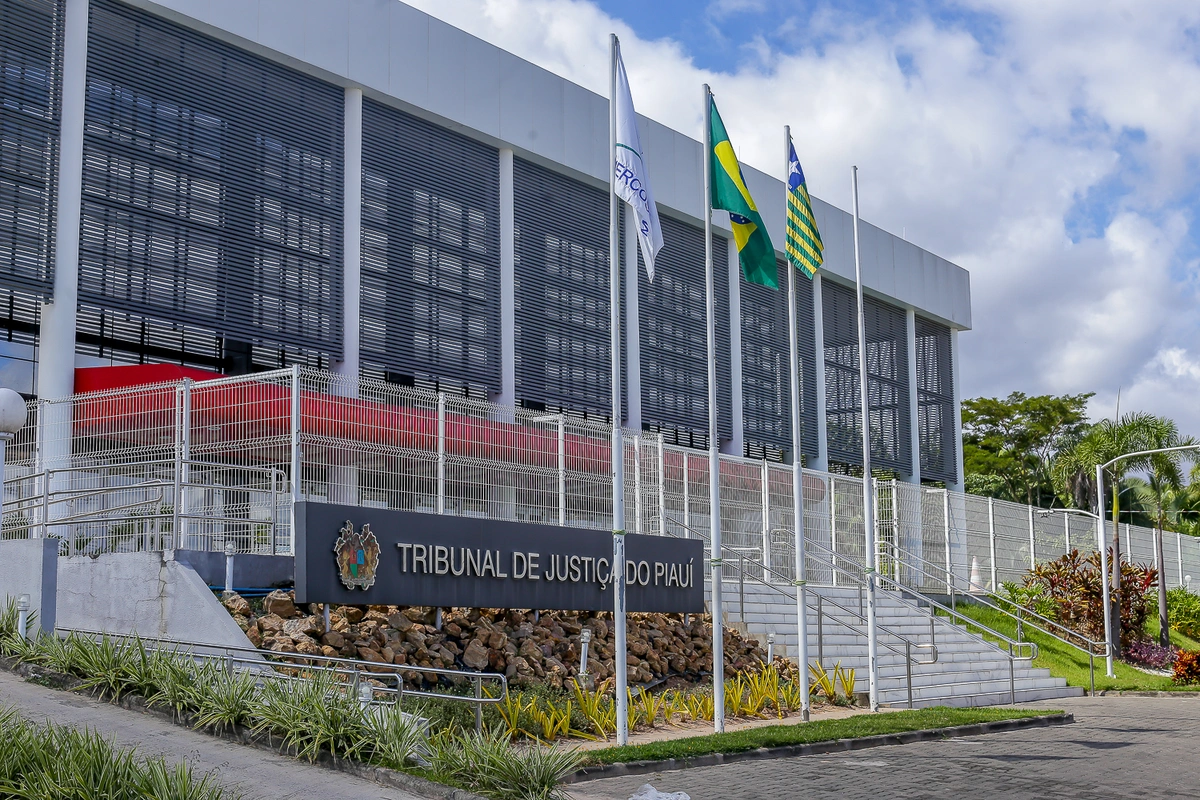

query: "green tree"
xmin=962 ymin=392 xmax=1092 ymax=507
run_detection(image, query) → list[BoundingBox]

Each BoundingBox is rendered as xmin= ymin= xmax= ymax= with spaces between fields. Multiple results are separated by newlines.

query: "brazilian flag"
xmin=709 ymin=99 xmax=777 ymax=289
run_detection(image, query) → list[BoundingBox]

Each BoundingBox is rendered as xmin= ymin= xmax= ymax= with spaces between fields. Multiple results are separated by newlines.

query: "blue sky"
xmin=411 ymin=0 xmax=1200 ymax=433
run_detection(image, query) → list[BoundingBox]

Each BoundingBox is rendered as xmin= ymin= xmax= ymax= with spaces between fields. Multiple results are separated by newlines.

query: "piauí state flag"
xmin=708 ymin=99 xmax=776 ymax=289
xmin=614 ymin=46 xmax=664 ymax=280
xmin=786 ymin=137 xmax=823 ymax=279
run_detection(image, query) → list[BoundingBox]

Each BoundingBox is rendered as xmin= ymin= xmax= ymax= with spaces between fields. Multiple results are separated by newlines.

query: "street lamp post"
xmin=1096 ymin=444 xmax=1200 ymax=677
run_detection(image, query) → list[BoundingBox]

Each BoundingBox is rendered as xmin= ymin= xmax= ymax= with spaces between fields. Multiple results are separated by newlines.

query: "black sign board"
xmin=294 ymin=502 xmax=705 ymax=613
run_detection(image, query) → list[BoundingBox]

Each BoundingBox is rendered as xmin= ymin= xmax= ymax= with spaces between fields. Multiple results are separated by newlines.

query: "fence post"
xmin=830 ymin=477 xmax=838 ymax=587
xmin=180 ymin=380 xmax=192 ymax=550
xmin=1064 ymin=512 xmax=1071 ymax=554
xmin=436 ymin=393 xmax=446 ymax=515
xmin=683 ymin=451 xmax=690 ymax=531
xmin=40 ymin=467 xmax=49 ymax=540
xmin=943 ymin=488 xmax=951 ymax=593
xmin=171 ymin=383 xmax=183 ymax=551
xmin=761 ymin=460 xmax=770 ymax=578
xmin=558 ymin=414 xmax=566 ymax=527
xmin=656 ymin=438 xmax=666 ymax=535
xmin=1027 ymin=504 xmax=1036 ymax=570
xmin=988 ymin=497 xmax=998 ymax=592
xmin=1178 ymin=532 xmax=1185 ymax=588
xmin=633 ymin=434 xmax=643 ymax=535
xmin=289 ymin=365 xmax=301 ymax=556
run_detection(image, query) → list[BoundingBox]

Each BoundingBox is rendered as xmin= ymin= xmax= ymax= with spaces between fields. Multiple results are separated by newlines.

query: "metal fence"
xmin=4 ymin=366 xmax=1199 ymax=593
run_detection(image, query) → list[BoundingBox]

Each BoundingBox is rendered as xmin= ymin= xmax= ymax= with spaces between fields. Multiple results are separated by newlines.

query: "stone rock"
xmin=223 ymin=593 xmax=252 ymax=616
xmin=338 ymin=606 xmax=365 ymax=624
xmin=357 ymin=646 xmax=388 ymax=664
xmin=463 ymin=638 xmax=490 ymax=670
xmin=321 ymin=631 xmax=346 ymax=649
xmin=388 ymin=612 xmax=414 ymax=632
xmin=263 ymin=590 xmax=297 ymax=619
xmin=283 ymin=615 xmax=323 ymax=639
xmin=295 ymin=636 xmax=322 ymax=656
xmin=405 ymin=628 xmax=427 ymax=648
xmin=246 ymin=625 xmax=263 ymax=648
xmin=232 ymin=615 xmax=251 ymax=632
xmin=320 ymin=645 xmax=339 ymax=658
xmin=257 ymin=613 xmax=285 ymax=634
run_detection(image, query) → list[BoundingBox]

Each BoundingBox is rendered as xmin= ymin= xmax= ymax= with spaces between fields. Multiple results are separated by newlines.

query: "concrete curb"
xmin=0 ymin=657 xmax=487 ymax=800
xmin=564 ymin=712 xmax=1074 ymax=784
xmin=1096 ymin=690 xmax=1200 ymax=697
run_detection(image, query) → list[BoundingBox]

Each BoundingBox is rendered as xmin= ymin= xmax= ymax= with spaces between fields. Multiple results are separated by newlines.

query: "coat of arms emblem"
xmin=333 ymin=520 xmax=381 ymax=591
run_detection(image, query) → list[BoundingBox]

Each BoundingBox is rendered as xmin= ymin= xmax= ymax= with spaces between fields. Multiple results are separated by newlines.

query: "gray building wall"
xmin=0 ymin=538 xmax=59 ymax=636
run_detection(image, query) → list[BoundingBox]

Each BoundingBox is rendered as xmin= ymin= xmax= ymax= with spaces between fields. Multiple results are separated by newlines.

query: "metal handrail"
xmin=656 ymin=514 xmax=937 ymax=665
xmin=778 ymin=531 xmax=1037 ymax=663
xmin=884 ymin=538 xmax=1110 ymax=655
xmin=55 ymin=626 xmax=508 ymax=731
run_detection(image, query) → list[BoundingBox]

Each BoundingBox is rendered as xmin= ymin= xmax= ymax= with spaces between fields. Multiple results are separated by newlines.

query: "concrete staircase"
xmin=724 ymin=581 xmax=1083 ymax=708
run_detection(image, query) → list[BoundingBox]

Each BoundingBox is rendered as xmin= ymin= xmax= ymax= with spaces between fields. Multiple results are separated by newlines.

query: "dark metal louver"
xmin=822 ymin=279 xmax=911 ymax=472
xmin=360 ymin=99 xmax=500 ymax=393
xmin=739 ymin=258 xmax=819 ymax=458
xmin=513 ymin=158 xmax=616 ymax=416
xmin=78 ymin=0 xmax=344 ymax=359
xmin=637 ymin=215 xmax=731 ymax=443
xmin=0 ymin=0 xmax=63 ymax=299
xmin=915 ymin=315 xmax=957 ymax=483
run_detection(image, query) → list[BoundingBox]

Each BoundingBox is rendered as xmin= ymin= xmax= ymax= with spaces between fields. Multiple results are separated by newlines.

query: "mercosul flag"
xmin=614 ymin=47 xmax=664 ymax=280
xmin=709 ymin=99 xmax=777 ymax=289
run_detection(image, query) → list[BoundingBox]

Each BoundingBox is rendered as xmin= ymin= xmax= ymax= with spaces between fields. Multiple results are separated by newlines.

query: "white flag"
xmin=613 ymin=47 xmax=663 ymax=280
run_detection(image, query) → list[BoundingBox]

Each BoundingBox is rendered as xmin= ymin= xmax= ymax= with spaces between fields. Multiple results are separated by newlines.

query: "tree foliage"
xmin=962 ymin=392 xmax=1092 ymax=507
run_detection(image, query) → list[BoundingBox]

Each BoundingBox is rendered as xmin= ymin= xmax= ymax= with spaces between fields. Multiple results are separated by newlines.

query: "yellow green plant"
xmin=724 ymin=674 xmax=753 ymax=718
xmin=836 ymin=664 xmax=857 ymax=705
xmin=745 ymin=666 xmax=781 ymax=719
xmin=569 ymin=678 xmax=616 ymax=739
xmin=493 ymin=690 xmax=531 ymax=739
xmin=685 ymin=691 xmax=715 ymax=722
xmin=809 ymin=662 xmax=837 ymax=702
xmin=662 ymin=689 xmax=690 ymax=726
xmin=528 ymin=698 xmax=572 ymax=741
xmin=631 ymin=689 xmax=667 ymax=729
xmin=779 ymin=679 xmax=806 ymax=712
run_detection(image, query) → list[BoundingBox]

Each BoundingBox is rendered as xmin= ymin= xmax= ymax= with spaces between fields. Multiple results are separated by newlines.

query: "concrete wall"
xmin=0 ymin=538 xmax=58 ymax=635
xmin=57 ymin=551 xmax=252 ymax=648
xmin=173 ymin=550 xmax=294 ymax=590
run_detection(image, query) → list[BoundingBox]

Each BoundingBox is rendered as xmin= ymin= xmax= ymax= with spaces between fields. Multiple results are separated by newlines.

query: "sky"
xmin=405 ymin=0 xmax=1200 ymax=432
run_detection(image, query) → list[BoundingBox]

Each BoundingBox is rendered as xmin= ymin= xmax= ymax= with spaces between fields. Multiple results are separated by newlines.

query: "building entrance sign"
xmin=295 ymin=502 xmax=705 ymax=612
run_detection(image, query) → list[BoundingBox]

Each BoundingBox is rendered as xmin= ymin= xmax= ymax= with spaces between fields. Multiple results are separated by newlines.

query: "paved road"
xmin=0 ymin=669 xmax=425 ymax=800
xmin=570 ymin=697 xmax=1200 ymax=800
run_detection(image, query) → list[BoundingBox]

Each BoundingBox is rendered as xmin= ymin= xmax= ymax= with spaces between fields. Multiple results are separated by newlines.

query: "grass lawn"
xmin=945 ymin=602 xmax=1200 ymax=693
xmin=582 ymin=707 xmax=1059 ymax=766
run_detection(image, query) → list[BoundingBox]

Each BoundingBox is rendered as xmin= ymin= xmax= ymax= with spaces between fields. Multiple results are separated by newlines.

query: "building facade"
xmin=0 ymin=0 xmax=971 ymax=487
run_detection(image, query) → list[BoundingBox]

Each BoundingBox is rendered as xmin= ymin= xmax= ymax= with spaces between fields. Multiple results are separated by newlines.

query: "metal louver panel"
xmin=822 ymin=280 xmax=910 ymax=472
xmin=0 ymin=0 xmax=63 ymax=299
xmin=637 ymin=215 xmax=731 ymax=444
xmin=513 ymin=158 xmax=615 ymax=416
xmin=739 ymin=258 xmax=818 ymax=459
xmin=361 ymin=99 xmax=500 ymax=393
xmin=79 ymin=0 xmax=344 ymax=358
xmin=916 ymin=315 xmax=957 ymax=483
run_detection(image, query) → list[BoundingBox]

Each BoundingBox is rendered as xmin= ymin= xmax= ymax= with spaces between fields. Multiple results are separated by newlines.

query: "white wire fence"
xmin=3 ymin=365 xmax=1199 ymax=594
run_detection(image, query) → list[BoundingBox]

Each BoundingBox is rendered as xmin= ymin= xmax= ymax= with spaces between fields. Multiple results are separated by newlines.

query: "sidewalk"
xmin=0 ymin=669 xmax=427 ymax=800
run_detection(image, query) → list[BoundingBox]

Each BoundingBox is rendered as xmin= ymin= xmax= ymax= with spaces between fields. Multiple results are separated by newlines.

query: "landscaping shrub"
xmin=1124 ymin=639 xmax=1177 ymax=671
xmin=1015 ymin=549 xmax=1156 ymax=650
xmin=0 ymin=707 xmax=230 ymax=799
xmin=1167 ymin=586 xmax=1200 ymax=640
xmin=1172 ymin=650 xmax=1200 ymax=685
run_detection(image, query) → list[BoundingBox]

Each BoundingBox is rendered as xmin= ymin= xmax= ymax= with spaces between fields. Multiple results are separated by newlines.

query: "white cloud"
xmin=404 ymin=0 xmax=1200 ymax=431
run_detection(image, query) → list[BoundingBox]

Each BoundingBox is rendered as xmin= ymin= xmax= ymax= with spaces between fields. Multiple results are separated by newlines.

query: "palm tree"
xmin=1053 ymin=412 xmax=1164 ymax=655
xmin=1139 ymin=421 xmax=1197 ymax=646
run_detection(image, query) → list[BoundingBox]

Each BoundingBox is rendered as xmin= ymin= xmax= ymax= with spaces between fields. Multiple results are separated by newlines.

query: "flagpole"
xmin=703 ymin=83 xmax=725 ymax=733
xmin=851 ymin=165 xmax=880 ymax=713
xmin=785 ymin=126 xmax=811 ymax=722
xmin=609 ymin=32 xmax=630 ymax=747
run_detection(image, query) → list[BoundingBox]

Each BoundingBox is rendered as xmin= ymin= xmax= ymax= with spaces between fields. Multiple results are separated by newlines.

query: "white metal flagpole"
xmin=851 ymin=166 xmax=880 ymax=712
xmin=609 ymin=33 xmax=630 ymax=746
xmin=785 ymin=126 xmax=811 ymax=722
xmin=703 ymin=83 xmax=726 ymax=733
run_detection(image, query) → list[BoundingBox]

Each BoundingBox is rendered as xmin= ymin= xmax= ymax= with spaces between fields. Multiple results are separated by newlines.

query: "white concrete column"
xmin=810 ymin=274 xmax=829 ymax=472
xmin=37 ymin=0 xmax=89 ymax=405
xmin=623 ymin=205 xmax=641 ymax=430
xmin=497 ymin=149 xmax=516 ymax=407
xmin=949 ymin=328 xmax=965 ymax=493
xmin=328 ymin=87 xmax=363 ymax=506
xmin=904 ymin=309 xmax=920 ymax=484
xmin=724 ymin=239 xmax=743 ymax=455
